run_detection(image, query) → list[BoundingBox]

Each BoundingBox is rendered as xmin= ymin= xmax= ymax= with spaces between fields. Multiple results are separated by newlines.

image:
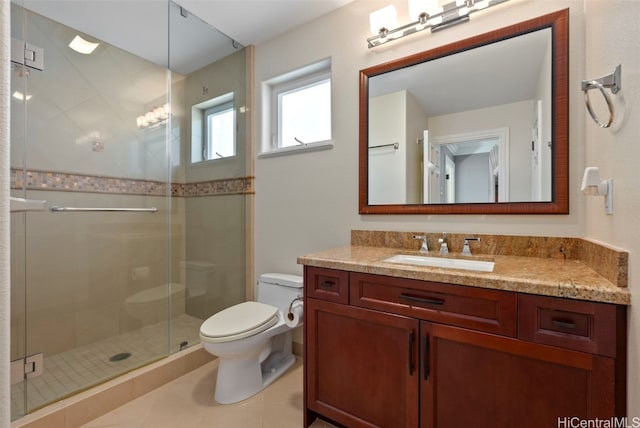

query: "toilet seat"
xmin=200 ymin=301 xmax=279 ymax=343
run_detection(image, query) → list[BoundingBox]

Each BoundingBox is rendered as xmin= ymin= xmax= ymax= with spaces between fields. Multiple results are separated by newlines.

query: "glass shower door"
xmin=9 ymin=2 xmax=174 ymax=417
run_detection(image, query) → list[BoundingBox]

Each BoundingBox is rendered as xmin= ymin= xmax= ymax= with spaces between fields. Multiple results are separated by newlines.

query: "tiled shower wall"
xmin=10 ymin=3 xmax=251 ymax=364
xmin=10 ymin=172 xmax=253 ymax=360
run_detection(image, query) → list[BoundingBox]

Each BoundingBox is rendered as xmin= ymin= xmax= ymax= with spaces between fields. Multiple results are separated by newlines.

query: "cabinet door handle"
xmin=408 ymin=331 xmax=415 ymax=376
xmin=400 ymin=294 xmax=445 ymax=306
xmin=423 ymin=335 xmax=430 ymax=381
xmin=552 ymin=318 xmax=576 ymax=330
xmin=319 ymin=280 xmax=335 ymax=289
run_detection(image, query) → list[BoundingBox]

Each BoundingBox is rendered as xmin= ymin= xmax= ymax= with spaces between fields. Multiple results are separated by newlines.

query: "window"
xmin=205 ymin=101 xmax=235 ymax=159
xmin=191 ymin=92 xmax=235 ymax=164
xmin=261 ymin=59 xmax=332 ymax=158
xmin=277 ymin=78 xmax=331 ymax=148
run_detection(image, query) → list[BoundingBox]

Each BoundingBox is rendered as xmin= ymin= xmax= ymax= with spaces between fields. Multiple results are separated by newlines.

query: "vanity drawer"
xmin=518 ymin=294 xmax=618 ymax=357
xmin=350 ymin=272 xmax=517 ymax=336
xmin=305 ymin=266 xmax=349 ymax=304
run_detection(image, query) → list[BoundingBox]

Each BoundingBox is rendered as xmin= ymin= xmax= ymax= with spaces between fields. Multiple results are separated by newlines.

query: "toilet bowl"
xmin=199 ymin=273 xmax=303 ymax=404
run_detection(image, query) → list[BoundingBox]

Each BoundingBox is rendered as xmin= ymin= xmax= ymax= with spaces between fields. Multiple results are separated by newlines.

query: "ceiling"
xmin=177 ymin=0 xmax=354 ymax=47
xmin=369 ymin=27 xmax=551 ymax=118
xmin=20 ymin=0 xmax=353 ymax=73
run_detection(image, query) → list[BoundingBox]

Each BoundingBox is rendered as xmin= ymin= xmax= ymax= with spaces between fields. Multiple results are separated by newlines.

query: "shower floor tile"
xmin=11 ymin=314 xmax=203 ymax=417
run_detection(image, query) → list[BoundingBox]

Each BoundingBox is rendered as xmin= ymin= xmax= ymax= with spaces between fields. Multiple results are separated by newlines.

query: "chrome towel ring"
xmin=581 ymin=65 xmax=621 ymax=128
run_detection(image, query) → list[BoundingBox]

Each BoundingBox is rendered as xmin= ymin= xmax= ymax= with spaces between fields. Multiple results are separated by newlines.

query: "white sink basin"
xmin=383 ymin=254 xmax=495 ymax=272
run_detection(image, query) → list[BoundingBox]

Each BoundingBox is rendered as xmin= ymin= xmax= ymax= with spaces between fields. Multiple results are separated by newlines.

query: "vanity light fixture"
xmin=369 ymin=5 xmax=398 ymax=44
xmin=69 ymin=35 xmax=99 ymax=54
xmin=581 ymin=167 xmax=613 ymax=215
xmin=368 ymin=0 xmax=510 ymax=48
xmin=136 ymin=104 xmax=170 ymax=129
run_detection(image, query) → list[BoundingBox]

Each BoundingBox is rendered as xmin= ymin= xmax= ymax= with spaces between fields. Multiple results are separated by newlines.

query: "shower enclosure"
xmin=9 ymin=0 xmax=250 ymax=420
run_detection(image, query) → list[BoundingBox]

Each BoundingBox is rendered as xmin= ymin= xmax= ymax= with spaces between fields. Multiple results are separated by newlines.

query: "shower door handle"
xmin=50 ymin=206 xmax=158 ymax=213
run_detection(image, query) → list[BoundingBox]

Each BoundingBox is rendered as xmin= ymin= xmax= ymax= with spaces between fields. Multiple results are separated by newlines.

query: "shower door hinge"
xmin=10 ymin=353 xmax=44 ymax=385
xmin=11 ymin=38 xmax=44 ymax=71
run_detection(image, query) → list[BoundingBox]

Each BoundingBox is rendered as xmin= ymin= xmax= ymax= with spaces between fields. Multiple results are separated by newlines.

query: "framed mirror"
xmin=359 ymin=9 xmax=568 ymax=214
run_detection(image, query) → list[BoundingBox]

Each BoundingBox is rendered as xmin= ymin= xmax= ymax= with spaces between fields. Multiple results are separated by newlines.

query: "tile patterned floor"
xmin=80 ymin=357 xmax=336 ymax=428
xmin=12 ymin=314 xmax=203 ymax=417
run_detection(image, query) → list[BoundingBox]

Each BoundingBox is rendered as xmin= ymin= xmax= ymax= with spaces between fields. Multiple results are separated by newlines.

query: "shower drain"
xmin=109 ymin=352 xmax=132 ymax=362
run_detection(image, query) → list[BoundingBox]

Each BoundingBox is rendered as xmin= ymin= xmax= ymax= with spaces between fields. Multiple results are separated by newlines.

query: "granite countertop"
xmin=297 ymin=242 xmax=631 ymax=305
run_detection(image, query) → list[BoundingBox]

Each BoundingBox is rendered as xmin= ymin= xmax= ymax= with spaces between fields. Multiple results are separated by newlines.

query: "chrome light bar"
xmin=367 ymin=0 xmax=511 ymax=48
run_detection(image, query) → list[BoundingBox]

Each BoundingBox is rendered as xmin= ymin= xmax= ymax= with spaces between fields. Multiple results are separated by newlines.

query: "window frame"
xmin=260 ymin=58 xmax=333 ymax=159
xmin=190 ymin=91 xmax=235 ymax=165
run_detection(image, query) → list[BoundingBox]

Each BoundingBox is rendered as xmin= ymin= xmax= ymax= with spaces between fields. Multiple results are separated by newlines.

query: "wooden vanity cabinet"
xmin=306 ymin=298 xmax=419 ymax=427
xmin=303 ymin=266 xmax=626 ymax=428
xmin=421 ymin=323 xmax=617 ymax=428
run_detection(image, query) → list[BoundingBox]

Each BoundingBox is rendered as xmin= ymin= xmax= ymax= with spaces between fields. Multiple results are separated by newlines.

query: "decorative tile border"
xmin=174 ymin=177 xmax=255 ymax=197
xmin=10 ymin=168 xmax=254 ymax=198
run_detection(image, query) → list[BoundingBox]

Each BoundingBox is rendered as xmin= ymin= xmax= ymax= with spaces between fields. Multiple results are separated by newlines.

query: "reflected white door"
xmin=531 ymin=100 xmax=543 ymax=201
xmin=444 ymin=153 xmax=456 ymax=203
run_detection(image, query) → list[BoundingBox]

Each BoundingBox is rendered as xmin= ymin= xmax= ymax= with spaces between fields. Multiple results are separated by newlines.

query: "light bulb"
xmin=68 ymin=35 xmax=99 ymax=54
xmin=408 ymin=0 xmax=440 ymax=20
xmin=370 ymin=5 xmax=397 ymax=36
xmin=145 ymin=111 xmax=158 ymax=124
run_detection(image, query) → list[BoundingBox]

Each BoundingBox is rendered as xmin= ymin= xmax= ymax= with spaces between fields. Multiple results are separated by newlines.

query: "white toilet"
xmin=199 ymin=273 xmax=303 ymax=404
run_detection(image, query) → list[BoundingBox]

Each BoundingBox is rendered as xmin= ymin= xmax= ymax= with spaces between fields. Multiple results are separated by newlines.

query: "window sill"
xmin=257 ymin=140 xmax=333 ymax=159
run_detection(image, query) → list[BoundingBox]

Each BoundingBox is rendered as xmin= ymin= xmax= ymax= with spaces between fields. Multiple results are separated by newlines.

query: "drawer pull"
xmin=400 ymin=294 xmax=445 ymax=306
xmin=319 ymin=281 xmax=335 ymax=289
xmin=552 ymin=318 xmax=577 ymax=330
xmin=408 ymin=331 xmax=415 ymax=376
xmin=423 ymin=335 xmax=430 ymax=381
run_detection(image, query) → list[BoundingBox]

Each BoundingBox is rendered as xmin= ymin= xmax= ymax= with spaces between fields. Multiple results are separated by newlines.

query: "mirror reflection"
xmin=360 ymin=9 xmax=569 ymax=215
xmin=368 ymin=28 xmax=552 ymax=205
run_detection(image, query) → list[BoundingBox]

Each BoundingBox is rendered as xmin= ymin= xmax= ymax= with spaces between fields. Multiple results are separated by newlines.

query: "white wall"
xmin=369 ymin=91 xmax=406 ymax=204
xmin=254 ymin=0 xmax=585 ymax=274
xmin=369 ymin=90 xmax=426 ymax=204
xmin=1 ymin=1 xmax=11 ymax=426
xmin=455 ymin=153 xmax=491 ymax=203
xmin=583 ymin=0 xmax=640 ymax=418
xmin=535 ymin=34 xmax=553 ymax=200
xmin=428 ymin=99 xmax=533 ymax=201
xmin=254 ymin=0 xmax=640 ymax=413
xmin=405 ymin=91 xmax=426 ymax=204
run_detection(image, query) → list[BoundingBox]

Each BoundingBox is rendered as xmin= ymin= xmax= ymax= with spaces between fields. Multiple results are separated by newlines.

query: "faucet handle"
xmin=438 ymin=232 xmax=448 ymax=254
xmin=462 ymin=237 xmax=480 ymax=255
xmin=413 ymin=234 xmax=429 ymax=252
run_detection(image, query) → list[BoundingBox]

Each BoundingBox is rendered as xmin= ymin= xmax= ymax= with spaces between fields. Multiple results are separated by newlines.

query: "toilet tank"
xmin=257 ymin=273 xmax=303 ymax=311
xmin=180 ymin=260 xmax=216 ymax=298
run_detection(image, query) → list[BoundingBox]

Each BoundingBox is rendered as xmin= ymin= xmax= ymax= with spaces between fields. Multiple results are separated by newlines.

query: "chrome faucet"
xmin=462 ymin=237 xmax=481 ymax=256
xmin=438 ymin=232 xmax=448 ymax=254
xmin=413 ymin=234 xmax=429 ymax=253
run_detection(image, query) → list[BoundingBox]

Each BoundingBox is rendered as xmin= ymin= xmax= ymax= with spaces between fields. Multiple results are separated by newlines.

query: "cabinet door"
xmin=420 ymin=323 xmax=616 ymax=428
xmin=306 ymin=298 xmax=419 ymax=428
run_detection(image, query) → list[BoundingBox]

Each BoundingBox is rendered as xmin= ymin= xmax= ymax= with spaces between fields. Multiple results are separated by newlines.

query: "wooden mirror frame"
xmin=359 ymin=9 xmax=569 ymax=215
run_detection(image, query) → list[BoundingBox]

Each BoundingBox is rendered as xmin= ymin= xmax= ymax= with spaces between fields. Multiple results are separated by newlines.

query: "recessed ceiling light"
xmin=68 ymin=35 xmax=99 ymax=54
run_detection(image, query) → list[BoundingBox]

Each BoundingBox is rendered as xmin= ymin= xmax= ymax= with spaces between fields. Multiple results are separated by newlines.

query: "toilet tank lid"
xmin=259 ymin=273 xmax=303 ymax=288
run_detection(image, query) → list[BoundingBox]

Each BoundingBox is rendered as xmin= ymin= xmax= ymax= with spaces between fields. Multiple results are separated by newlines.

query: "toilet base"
xmin=214 ymin=350 xmax=296 ymax=404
